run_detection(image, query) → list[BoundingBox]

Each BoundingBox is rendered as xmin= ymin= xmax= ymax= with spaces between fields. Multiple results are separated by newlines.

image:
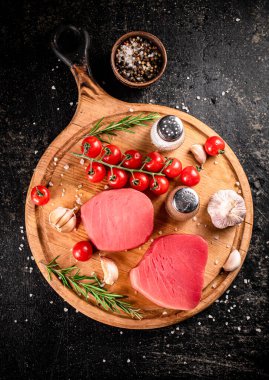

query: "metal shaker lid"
xmin=172 ymin=187 xmax=199 ymax=213
xmin=157 ymin=115 xmax=184 ymax=142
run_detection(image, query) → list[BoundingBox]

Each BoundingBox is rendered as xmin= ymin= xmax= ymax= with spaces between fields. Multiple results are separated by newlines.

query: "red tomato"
xmin=130 ymin=172 xmax=150 ymax=192
xmin=81 ymin=136 xmax=102 ymax=158
xmin=143 ymin=152 xmax=165 ymax=172
xmin=180 ymin=166 xmax=200 ymax=186
xmin=86 ymin=162 xmax=106 ymax=183
xmin=163 ymin=158 xmax=182 ymax=178
xmin=149 ymin=176 xmax=169 ymax=195
xmin=122 ymin=149 xmax=143 ymax=169
xmin=102 ymin=144 xmax=122 ymax=165
xmin=31 ymin=185 xmax=50 ymax=206
xmin=204 ymin=136 xmax=225 ymax=156
xmin=72 ymin=241 xmax=93 ymax=262
xmin=108 ymin=168 xmax=128 ymax=189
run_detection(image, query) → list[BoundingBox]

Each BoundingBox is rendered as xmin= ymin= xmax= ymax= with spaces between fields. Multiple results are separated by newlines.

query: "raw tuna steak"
xmin=130 ymin=234 xmax=208 ymax=310
xmin=81 ymin=188 xmax=154 ymax=252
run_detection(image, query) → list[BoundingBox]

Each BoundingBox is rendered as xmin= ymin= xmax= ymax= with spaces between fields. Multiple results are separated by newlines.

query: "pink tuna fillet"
xmin=81 ymin=188 xmax=154 ymax=252
xmin=130 ymin=234 xmax=208 ymax=310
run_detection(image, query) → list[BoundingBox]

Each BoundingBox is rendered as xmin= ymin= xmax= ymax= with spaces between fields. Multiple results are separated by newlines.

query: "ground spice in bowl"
xmin=111 ymin=31 xmax=167 ymax=88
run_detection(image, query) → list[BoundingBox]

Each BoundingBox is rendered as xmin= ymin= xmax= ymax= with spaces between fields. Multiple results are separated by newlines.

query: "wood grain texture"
xmin=25 ymin=65 xmax=253 ymax=329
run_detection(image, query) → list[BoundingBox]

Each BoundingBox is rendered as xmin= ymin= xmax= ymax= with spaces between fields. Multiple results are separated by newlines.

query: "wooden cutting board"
xmin=25 ymin=65 xmax=253 ymax=329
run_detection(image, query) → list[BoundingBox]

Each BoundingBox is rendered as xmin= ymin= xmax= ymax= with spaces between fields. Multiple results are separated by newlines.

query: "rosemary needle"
xmin=44 ymin=256 xmax=142 ymax=319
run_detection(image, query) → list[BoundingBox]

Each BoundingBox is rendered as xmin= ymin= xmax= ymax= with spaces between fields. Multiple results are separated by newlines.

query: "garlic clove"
xmin=190 ymin=144 xmax=207 ymax=165
xmin=49 ymin=206 xmax=77 ymax=233
xmin=49 ymin=207 xmax=67 ymax=226
xmin=56 ymin=208 xmax=75 ymax=229
xmin=223 ymin=250 xmax=241 ymax=272
xmin=60 ymin=215 xmax=77 ymax=233
xmin=100 ymin=256 xmax=119 ymax=285
xmin=207 ymin=190 xmax=246 ymax=229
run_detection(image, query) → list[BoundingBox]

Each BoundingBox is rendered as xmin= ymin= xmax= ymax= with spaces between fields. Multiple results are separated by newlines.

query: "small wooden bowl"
xmin=111 ymin=31 xmax=167 ymax=88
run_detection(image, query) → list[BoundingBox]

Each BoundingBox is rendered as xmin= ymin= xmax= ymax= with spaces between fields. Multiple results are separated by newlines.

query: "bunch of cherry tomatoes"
xmin=81 ymin=136 xmax=202 ymax=195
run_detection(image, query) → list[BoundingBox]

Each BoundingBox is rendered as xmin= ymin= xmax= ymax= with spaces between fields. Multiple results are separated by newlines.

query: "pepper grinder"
xmin=151 ymin=115 xmax=185 ymax=151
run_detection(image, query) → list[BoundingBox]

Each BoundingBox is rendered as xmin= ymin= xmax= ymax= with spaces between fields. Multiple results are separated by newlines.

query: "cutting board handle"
xmin=51 ymin=25 xmax=106 ymax=99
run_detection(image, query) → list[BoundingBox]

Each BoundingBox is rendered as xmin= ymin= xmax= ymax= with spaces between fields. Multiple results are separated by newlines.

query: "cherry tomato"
xmin=31 ymin=185 xmax=50 ymax=206
xmin=130 ymin=172 xmax=150 ymax=192
xmin=122 ymin=149 xmax=143 ymax=169
xmin=180 ymin=166 xmax=200 ymax=187
xmin=86 ymin=162 xmax=106 ymax=183
xmin=72 ymin=241 xmax=93 ymax=262
xmin=108 ymin=168 xmax=128 ymax=189
xmin=143 ymin=152 xmax=165 ymax=172
xmin=204 ymin=136 xmax=225 ymax=156
xmin=149 ymin=176 xmax=169 ymax=195
xmin=163 ymin=158 xmax=182 ymax=178
xmin=102 ymin=144 xmax=122 ymax=165
xmin=81 ymin=136 xmax=102 ymax=158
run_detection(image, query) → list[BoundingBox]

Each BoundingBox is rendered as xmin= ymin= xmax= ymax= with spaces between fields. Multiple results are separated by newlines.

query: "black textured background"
xmin=0 ymin=0 xmax=268 ymax=379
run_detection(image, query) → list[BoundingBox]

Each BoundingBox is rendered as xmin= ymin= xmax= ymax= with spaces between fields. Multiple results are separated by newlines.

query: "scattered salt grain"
xmin=196 ymin=96 xmax=201 ymax=100
xmin=158 ymin=231 xmax=163 ymax=235
xmin=182 ymin=103 xmax=190 ymax=113
xmin=214 ymin=235 xmax=219 ymax=240
xmin=174 ymin=227 xmax=178 ymax=231
xmin=57 ymin=108 xmax=60 ymax=111
xmin=256 ymin=328 xmax=261 ymax=333
xmin=70 ymin=102 xmax=73 ymax=106
xmin=171 ymin=330 xmax=175 ymax=334
xmin=214 ymin=161 xmax=218 ymax=165
xmin=197 ymin=222 xmax=201 ymax=226
xmin=20 ymin=230 xmax=24 ymax=234
xmin=238 ymin=189 xmax=242 ymax=194
xmin=104 ymin=185 xmax=109 ymax=190
xmin=235 ymin=181 xmax=240 ymax=186
xmin=192 ymin=216 xmax=197 ymax=222
xmin=103 ymin=359 xmax=106 ymax=363
xmin=225 ymin=322 xmax=228 ymax=325
xmin=49 ymin=301 xmax=53 ymax=304
xmin=150 ymin=238 xmax=154 ymax=242
xmin=25 ymin=319 xmax=28 ymax=322
xmin=64 ymin=308 xmax=68 ymax=312
xmin=34 ymin=150 xmax=38 ymax=154
xmin=187 ymin=76 xmax=190 ymax=79
xmin=175 ymin=105 xmax=180 ymax=109
xmin=221 ymin=91 xmax=225 ymax=96
xmin=31 ymin=256 xmax=34 ymax=261
xmin=198 ymin=322 xmax=201 ymax=325
xmin=176 ymin=327 xmax=179 ymax=330
xmin=208 ymin=315 xmax=213 ymax=319
xmin=237 ymin=327 xmax=241 ymax=331
xmin=29 ymin=294 xmax=33 ymax=297
xmin=19 ymin=247 xmax=22 ymax=251
xmin=233 ymin=285 xmax=237 ymax=288
xmin=127 ymin=359 xmax=131 ymax=363
xmin=60 ymin=173 xmax=64 ymax=177
xmin=14 ymin=320 xmax=17 ymax=323
xmin=49 ymin=181 xmax=54 ymax=187
xmin=236 ymin=18 xmax=240 ymax=22
xmin=214 ymin=259 xmax=219 ymax=265
xmin=129 ymin=108 xmax=134 ymax=112
xmin=29 ymin=267 xmax=33 ymax=274
xmin=64 ymin=164 xmax=70 ymax=171
xmin=51 ymin=85 xmax=56 ymax=90
xmin=27 ymin=257 xmax=29 ymax=260
xmin=244 ymin=279 xmax=248 ymax=284
xmin=226 ymin=244 xmax=231 ymax=248
xmin=77 ymin=184 xmax=83 ymax=189
xmin=53 ymin=157 xmax=58 ymax=162
xmin=162 ymin=311 xmax=168 ymax=315
xmin=246 ymin=316 xmax=250 ymax=320
xmin=80 ymin=159 xmax=85 ymax=165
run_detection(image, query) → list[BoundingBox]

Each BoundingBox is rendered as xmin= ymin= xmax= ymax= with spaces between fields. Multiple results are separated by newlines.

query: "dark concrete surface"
xmin=0 ymin=0 xmax=268 ymax=379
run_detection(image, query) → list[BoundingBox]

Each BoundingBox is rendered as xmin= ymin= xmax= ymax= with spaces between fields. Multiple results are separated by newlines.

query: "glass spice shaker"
xmin=150 ymin=115 xmax=185 ymax=151
xmin=166 ymin=186 xmax=200 ymax=221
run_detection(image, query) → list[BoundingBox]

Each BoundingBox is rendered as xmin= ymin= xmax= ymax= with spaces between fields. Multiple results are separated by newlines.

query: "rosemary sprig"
xmin=73 ymin=153 xmax=165 ymax=179
xmin=87 ymin=113 xmax=159 ymax=140
xmin=44 ymin=256 xmax=142 ymax=319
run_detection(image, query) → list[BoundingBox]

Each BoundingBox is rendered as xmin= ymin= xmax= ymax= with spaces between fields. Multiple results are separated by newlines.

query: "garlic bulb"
xmin=190 ymin=144 xmax=207 ymax=165
xmin=49 ymin=206 xmax=77 ymax=233
xmin=207 ymin=190 xmax=246 ymax=229
xmin=100 ymin=256 xmax=119 ymax=285
xmin=223 ymin=250 xmax=241 ymax=271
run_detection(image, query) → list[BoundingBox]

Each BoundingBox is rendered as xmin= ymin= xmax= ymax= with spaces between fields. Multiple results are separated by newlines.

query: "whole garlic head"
xmin=207 ymin=190 xmax=246 ymax=229
xmin=49 ymin=206 xmax=77 ymax=233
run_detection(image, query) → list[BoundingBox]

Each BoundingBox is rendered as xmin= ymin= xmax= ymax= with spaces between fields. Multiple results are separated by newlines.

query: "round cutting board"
xmin=25 ymin=65 xmax=253 ymax=329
